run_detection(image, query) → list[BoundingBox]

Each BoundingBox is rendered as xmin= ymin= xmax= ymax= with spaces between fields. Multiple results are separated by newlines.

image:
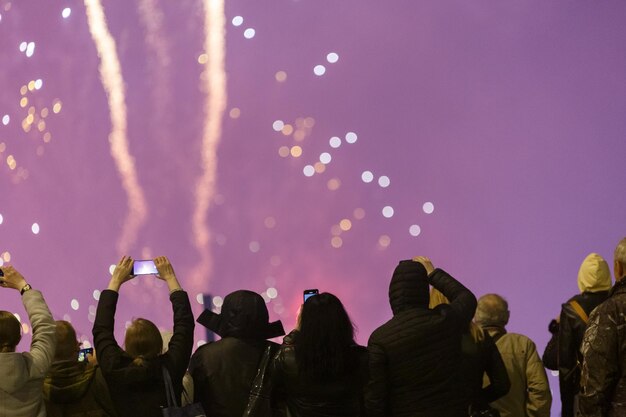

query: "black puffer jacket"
xmin=365 ymin=262 xmax=477 ymax=417
xmin=558 ymin=291 xmax=608 ymax=417
xmin=579 ymin=278 xmax=626 ymax=417
xmin=93 ymin=290 xmax=195 ymax=417
xmin=271 ymin=331 xmax=368 ymax=417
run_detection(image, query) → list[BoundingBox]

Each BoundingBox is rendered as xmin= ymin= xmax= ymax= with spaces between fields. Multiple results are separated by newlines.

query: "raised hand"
xmin=108 ymin=256 xmax=135 ymax=292
xmin=154 ymin=256 xmax=182 ymax=293
xmin=0 ymin=265 xmax=28 ymax=292
xmin=412 ymin=256 xmax=435 ymax=275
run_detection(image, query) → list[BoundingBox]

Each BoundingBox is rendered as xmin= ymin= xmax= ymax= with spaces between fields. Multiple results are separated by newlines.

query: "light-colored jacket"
xmin=487 ymin=331 xmax=552 ymax=417
xmin=0 ymin=290 xmax=56 ymax=417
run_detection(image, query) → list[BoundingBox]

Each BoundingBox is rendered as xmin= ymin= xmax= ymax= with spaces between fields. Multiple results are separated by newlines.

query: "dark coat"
xmin=189 ymin=337 xmax=278 ymax=417
xmin=579 ymin=278 xmax=626 ymax=417
xmin=92 ymin=290 xmax=195 ymax=417
xmin=558 ymin=291 xmax=608 ymax=417
xmin=271 ymin=331 xmax=368 ymax=417
xmin=43 ymin=360 xmax=116 ymax=417
xmin=460 ymin=331 xmax=510 ymax=413
xmin=365 ymin=264 xmax=477 ymax=417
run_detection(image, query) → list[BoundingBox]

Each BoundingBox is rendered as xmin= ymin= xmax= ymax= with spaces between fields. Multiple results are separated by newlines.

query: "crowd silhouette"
xmin=1 ymin=237 xmax=625 ymax=417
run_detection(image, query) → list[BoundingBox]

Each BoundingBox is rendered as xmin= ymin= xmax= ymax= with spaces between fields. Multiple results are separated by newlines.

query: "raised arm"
xmin=92 ymin=256 xmax=134 ymax=373
xmin=154 ymin=256 xmax=194 ymax=379
xmin=0 ymin=266 xmax=56 ymax=376
xmin=413 ymin=257 xmax=477 ymax=325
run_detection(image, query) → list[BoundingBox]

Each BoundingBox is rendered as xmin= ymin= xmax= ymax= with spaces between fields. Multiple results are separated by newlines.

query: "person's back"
xmin=579 ymin=237 xmax=626 ymax=417
xmin=365 ymin=257 xmax=477 ymax=417
xmin=476 ymin=294 xmax=551 ymax=417
xmin=272 ymin=293 xmax=369 ymax=417
xmin=0 ymin=266 xmax=56 ymax=417
xmin=93 ymin=256 xmax=194 ymax=417
xmin=189 ymin=290 xmax=285 ymax=417
xmin=558 ymin=253 xmax=611 ymax=417
xmin=44 ymin=320 xmax=116 ymax=417
xmin=190 ymin=337 xmax=273 ymax=417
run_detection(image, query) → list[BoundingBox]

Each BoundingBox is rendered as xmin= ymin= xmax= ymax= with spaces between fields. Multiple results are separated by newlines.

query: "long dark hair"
xmin=295 ymin=292 xmax=357 ymax=382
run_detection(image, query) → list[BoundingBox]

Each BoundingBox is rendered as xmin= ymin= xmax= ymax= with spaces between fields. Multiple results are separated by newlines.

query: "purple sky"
xmin=2 ymin=1 xmax=626 ymax=412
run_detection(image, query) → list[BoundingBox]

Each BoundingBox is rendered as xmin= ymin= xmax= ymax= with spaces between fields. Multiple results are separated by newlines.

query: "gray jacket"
xmin=0 ymin=290 xmax=56 ymax=417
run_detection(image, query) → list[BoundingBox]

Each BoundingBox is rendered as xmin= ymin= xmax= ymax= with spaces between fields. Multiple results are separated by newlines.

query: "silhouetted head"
xmin=296 ymin=292 xmax=356 ymax=381
xmin=614 ymin=237 xmax=626 ymax=281
xmin=124 ymin=318 xmax=163 ymax=361
xmin=475 ymin=294 xmax=510 ymax=328
xmin=54 ymin=320 xmax=80 ymax=361
xmin=389 ymin=260 xmax=429 ymax=315
xmin=197 ymin=290 xmax=284 ymax=340
xmin=0 ymin=311 xmax=21 ymax=353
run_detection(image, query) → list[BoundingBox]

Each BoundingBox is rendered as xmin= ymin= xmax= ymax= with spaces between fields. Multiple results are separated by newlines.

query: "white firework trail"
xmin=191 ymin=0 xmax=227 ymax=289
xmin=85 ymin=0 xmax=148 ymax=254
xmin=137 ymin=0 xmax=171 ymax=132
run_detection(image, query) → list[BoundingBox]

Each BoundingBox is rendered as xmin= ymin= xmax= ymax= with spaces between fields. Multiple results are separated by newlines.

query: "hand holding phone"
xmin=303 ymin=289 xmax=319 ymax=302
xmin=133 ymin=260 xmax=158 ymax=276
xmin=78 ymin=347 xmax=94 ymax=362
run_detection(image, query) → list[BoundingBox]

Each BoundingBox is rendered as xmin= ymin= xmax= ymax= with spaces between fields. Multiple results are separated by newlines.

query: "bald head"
xmin=475 ymin=294 xmax=510 ymax=328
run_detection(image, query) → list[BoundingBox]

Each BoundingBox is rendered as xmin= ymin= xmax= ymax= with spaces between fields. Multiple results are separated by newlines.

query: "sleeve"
xmin=23 ymin=290 xmax=56 ymax=377
xmin=558 ymin=305 xmax=578 ymax=417
xmin=524 ymin=338 xmax=552 ymax=417
xmin=428 ymin=268 xmax=477 ymax=326
xmin=480 ymin=334 xmax=510 ymax=404
xmin=92 ymin=289 xmax=125 ymax=374
xmin=578 ymin=306 xmax=618 ymax=417
xmin=163 ymin=291 xmax=195 ymax=381
xmin=364 ymin=338 xmax=388 ymax=417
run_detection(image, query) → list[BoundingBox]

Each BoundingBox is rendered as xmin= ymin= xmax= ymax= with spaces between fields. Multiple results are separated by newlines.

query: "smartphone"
xmin=78 ymin=347 xmax=93 ymax=362
xmin=303 ymin=289 xmax=319 ymax=303
xmin=133 ymin=260 xmax=158 ymax=275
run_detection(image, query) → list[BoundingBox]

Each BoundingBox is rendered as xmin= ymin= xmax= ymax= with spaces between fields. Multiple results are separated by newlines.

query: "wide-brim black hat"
xmin=197 ymin=290 xmax=285 ymax=340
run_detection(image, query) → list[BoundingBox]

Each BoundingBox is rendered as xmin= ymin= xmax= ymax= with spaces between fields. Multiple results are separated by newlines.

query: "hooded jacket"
xmin=365 ymin=263 xmax=477 ymax=417
xmin=189 ymin=290 xmax=284 ymax=417
xmin=579 ymin=277 xmax=626 ymax=417
xmin=92 ymin=290 xmax=194 ymax=417
xmin=558 ymin=253 xmax=611 ymax=417
xmin=43 ymin=359 xmax=117 ymax=417
xmin=0 ymin=290 xmax=56 ymax=417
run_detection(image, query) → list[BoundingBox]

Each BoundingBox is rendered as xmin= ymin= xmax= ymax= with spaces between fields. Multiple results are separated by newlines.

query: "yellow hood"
xmin=578 ymin=253 xmax=612 ymax=293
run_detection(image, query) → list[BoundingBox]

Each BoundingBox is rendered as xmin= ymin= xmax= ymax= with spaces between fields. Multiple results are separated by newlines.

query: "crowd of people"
xmin=0 ymin=237 xmax=625 ymax=417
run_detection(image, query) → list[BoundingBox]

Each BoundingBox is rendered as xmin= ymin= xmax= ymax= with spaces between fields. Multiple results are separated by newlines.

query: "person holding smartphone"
xmin=0 ymin=265 xmax=56 ymax=417
xmin=43 ymin=320 xmax=116 ymax=416
xmin=92 ymin=256 xmax=194 ymax=417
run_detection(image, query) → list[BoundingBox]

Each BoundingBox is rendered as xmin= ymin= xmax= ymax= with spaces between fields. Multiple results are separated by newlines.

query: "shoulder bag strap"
xmin=569 ymin=300 xmax=589 ymax=324
xmin=161 ymin=366 xmax=178 ymax=408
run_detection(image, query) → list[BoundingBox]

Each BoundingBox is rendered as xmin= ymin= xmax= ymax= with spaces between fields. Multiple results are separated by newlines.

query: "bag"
xmin=242 ymin=343 xmax=278 ymax=417
xmin=161 ymin=367 xmax=206 ymax=417
xmin=541 ymin=319 xmax=559 ymax=371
